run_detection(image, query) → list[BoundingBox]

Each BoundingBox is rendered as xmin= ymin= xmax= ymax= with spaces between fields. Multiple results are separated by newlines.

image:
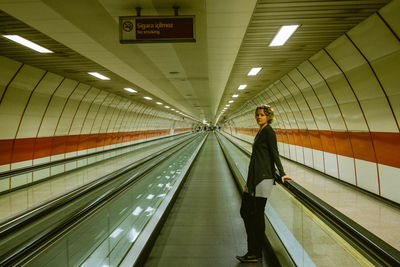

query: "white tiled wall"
xmin=37 ymin=79 xmax=79 ymax=137
xmin=295 ymin=145 xmax=304 ymax=165
xmin=355 ymin=159 xmax=380 ymax=195
xmin=0 ymin=53 xmax=193 ymax=193
xmin=0 ymin=65 xmax=45 ymax=139
xmin=378 ymin=164 xmax=400 ymax=203
xmin=312 ymin=150 xmax=325 ymax=173
xmin=303 ymin=148 xmax=313 ymax=168
xmin=227 ymin=0 xmax=400 ymax=204
xmin=337 ymin=155 xmax=356 ymax=185
xmin=323 ymin=152 xmax=339 ymax=178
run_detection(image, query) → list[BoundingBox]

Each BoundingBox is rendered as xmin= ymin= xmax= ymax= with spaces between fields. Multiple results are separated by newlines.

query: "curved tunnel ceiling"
xmin=0 ymin=0 xmax=391 ymax=124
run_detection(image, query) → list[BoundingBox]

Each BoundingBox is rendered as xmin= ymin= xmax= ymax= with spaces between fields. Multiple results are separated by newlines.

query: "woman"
xmin=236 ymin=105 xmax=293 ymax=263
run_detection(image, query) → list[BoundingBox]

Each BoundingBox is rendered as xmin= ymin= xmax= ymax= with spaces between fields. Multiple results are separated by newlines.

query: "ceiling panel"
xmin=217 ymin=0 xmax=391 ymax=123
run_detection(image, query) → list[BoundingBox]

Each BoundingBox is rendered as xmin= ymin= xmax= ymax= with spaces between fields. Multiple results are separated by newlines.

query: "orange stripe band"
xmin=0 ymin=128 xmax=192 ymax=166
xmin=235 ymin=128 xmax=400 ymax=168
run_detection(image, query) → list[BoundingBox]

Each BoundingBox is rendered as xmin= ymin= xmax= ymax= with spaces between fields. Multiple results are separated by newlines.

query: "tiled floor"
xmin=224 ymin=132 xmax=400 ymax=251
xmin=144 ymin=134 xmax=276 ymax=267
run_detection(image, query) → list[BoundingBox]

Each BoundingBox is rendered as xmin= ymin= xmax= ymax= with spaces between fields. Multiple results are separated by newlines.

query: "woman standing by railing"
xmin=236 ymin=104 xmax=293 ymax=263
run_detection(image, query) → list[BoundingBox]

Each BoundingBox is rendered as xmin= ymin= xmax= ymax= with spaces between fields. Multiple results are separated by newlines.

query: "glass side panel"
xmin=24 ymin=134 xmax=205 ymax=267
xmin=0 ymin=133 xmax=194 ymax=221
xmin=217 ymin=132 xmax=250 ymax=180
xmin=217 ymin=133 xmax=374 ymax=267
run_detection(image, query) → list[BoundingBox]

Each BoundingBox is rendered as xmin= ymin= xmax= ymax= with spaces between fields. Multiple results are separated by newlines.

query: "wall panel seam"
xmin=67 ymin=86 xmax=92 ymax=136
xmin=307 ymin=56 xmax=350 ymax=180
xmin=376 ymin=11 xmax=400 ymax=41
xmin=35 ymin=77 xmax=66 ymax=139
xmin=0 ymin=63 xmax=24 ymax=105
xmin=10 ymin=71 xmax=47 ymax=170
xmin=344 ymin=33 xmax=400 ymax=132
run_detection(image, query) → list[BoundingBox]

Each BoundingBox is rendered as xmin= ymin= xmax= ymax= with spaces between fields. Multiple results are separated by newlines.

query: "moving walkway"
xmin=0 ymin=131 xmax=399 ymax=266
xmin=216 ymin=131 xmax=400 ymax=267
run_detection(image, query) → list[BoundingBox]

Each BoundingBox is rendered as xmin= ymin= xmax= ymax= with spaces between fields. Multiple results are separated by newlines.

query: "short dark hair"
xmin=255 ymin=104 xmax=274 ymax=124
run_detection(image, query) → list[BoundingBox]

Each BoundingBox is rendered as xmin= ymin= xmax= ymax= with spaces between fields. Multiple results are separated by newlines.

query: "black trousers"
xmin=240 ymin=192 xmax=267 ymax=256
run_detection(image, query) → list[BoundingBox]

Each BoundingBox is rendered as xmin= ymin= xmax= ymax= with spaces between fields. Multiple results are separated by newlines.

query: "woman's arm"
xmin=266 ymin=127 xmax=293 ymax=183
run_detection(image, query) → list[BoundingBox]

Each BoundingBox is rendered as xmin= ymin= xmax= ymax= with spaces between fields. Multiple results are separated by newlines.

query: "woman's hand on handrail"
xmin=281 ymin=175 xmax=293 ymax=183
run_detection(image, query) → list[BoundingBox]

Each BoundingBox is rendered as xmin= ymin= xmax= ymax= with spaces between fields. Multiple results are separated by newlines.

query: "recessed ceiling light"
xmin=229 ymin=100 xmax=234 ymax=103
xmin=269 ymin=25 xmax=299 ymax=46
xmin=88 ymin=72 xmax=110 ymax=80
xmin=144 ymin=96 xmax=152 ymax=100
xmin=171 ymin=108 xmax=175 ymax=111
xmin=238 ymin=84 xmax=247 ymax=90
xmin=2 ymin=35 xmax=53 ymax=53
xmin=156 ymin=102 xmax=162 ymax=105
xmin=248 ymin=67 xmax=262 ymax=76
xmin=124 ymin=88 xmax=137 ymax=93
xmin=226 ymin=104 xmax=230 ymax=107
xmin=232 ymin=94 xmax=239 ymax=98
xmin=165 ymin=106 xmax=170 ymax=109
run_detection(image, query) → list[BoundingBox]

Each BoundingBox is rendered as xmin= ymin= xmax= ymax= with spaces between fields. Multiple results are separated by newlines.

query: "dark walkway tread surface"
xmin=144 ymin=133 xmax=273 ymax=267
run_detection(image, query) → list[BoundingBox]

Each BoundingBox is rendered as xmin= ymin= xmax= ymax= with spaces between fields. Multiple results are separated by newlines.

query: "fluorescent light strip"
xmin=269 ymin=25 xmax=299 ymax=46
xmin=156 ymin=102 xmax=162 ymax=105
xmin=3 ymin=35 xmax=53 ymax=53
xmin=124 ymin=88 xmax=136 ymax=93
xmin=248 ymin=67 xmax=262 ymax=76
xmin=110 ymin=228 xmax=123 ymax=238
xmin=88 ymin=72 xmax=110 ymax=80
xmin=232 ymin=94 xmax=239 ymax=98
xmin=229 ymin=100 xmax=233 ymax=103
xmin=238 ymin=84 xmax=247 ymax=90
xmin=144 ymin=96 xmax=152 ymax=100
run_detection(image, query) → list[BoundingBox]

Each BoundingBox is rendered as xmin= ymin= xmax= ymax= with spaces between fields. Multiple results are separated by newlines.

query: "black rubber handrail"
xmin=0 ymin=131 xmax=191 ymax=179
xmin=286 ymin=181 xmax=400 ymax=266
xmin=0 ymin=133 xmax=196 ymax=238
xmin=217 ymin=131 xmax=400 ymax=266
xmin=0 ymin=134 xmax=204 ymax=266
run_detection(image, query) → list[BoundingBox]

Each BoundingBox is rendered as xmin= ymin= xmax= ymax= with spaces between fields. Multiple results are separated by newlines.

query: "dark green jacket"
xmin=247 ymin=125 xmax=286 ymax=195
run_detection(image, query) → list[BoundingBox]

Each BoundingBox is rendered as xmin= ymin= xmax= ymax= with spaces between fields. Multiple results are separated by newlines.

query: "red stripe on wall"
xmin=320 ymin=130 xmax=337 ymax=154
xmin=33 ymin=137 xmax=53 ymax=159
xmin=293 ymin=129 xmax=303 ymax=147
xmin=0 ymin=128 xmax=190 ymax=166
xmin=348 ymin=132 xmax=377 ymax=163
xmin=66 ymin=135 xmax=80 ymax=154
xmin=371 ymin=132 xmax=400 ymax=168
xmin=0 ymin=140 xmax=13 ymax=165
xmin=332 ymin=131 xmax=353 ymax=158
xmin=309 ymin=130 xmax=323 ymax=151
xmin=51 ymin=136 xmax=66 ymax=156
xmin=12 ymin=138 xmax=35 ymax=163
xmin=300 ymin=129 xmax=312 ymax=148
xmin=236 ymin=128 xmax=400 ymax=168
xmin=174 ymin=128 xmax=192 ymax=134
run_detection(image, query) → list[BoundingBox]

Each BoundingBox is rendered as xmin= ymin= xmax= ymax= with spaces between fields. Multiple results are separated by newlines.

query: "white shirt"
xmin=255 ymin=179 xmax=274 ymax=198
